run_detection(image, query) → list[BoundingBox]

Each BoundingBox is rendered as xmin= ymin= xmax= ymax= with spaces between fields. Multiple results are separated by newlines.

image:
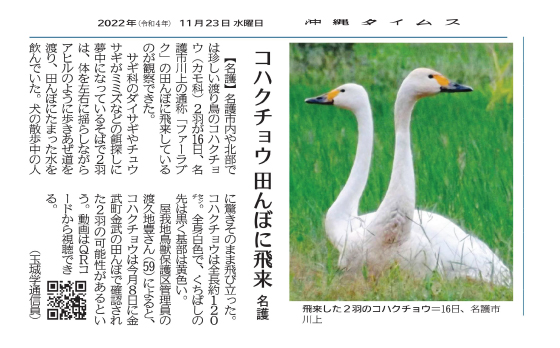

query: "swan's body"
xmin=326 ymin=210 xmax=511 ymax=285
xmin=305 ymin=69 xmax=511 ymax=286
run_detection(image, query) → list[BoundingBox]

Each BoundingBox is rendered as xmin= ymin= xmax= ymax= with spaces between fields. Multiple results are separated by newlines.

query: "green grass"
xmin=289 ymin=43 xmax=513 ymax=301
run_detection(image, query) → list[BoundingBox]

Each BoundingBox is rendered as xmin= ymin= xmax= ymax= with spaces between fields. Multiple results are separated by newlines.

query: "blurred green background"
xmin=289 ymin=43 xmax=513 ymax=301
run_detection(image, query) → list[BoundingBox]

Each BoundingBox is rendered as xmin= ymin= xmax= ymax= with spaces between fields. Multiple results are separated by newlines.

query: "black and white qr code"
xmin=46 ymin=281 xmax=86 ymax=320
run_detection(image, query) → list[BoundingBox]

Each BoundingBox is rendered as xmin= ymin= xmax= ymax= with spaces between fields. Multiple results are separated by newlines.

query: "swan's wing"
xmin=402 ymin=210 xmax=511 ymax=285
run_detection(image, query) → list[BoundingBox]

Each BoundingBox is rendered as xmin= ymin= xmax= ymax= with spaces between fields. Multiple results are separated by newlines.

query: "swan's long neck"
xmin=328 ymin=103 xmax=373 ymax=219
xmin=375 ymin=88 xmax=417 ymax=237
xmin=389 ymin=89 xmax=416 ymax=198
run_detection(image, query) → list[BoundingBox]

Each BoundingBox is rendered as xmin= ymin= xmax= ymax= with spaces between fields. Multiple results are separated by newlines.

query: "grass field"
xmin=289 ymin=43 xmax=513 ymax=301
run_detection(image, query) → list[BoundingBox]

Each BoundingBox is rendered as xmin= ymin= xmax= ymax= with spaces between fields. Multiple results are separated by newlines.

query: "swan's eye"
xmin=428 ymin=74 xmax=434 ymax=79
xmin=340 ymin=89 xmax=345 ymax=93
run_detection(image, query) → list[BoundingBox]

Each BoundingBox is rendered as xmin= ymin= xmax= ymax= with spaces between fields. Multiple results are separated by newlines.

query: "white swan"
xmin=305 ymin=68 xmax=511 ymax=286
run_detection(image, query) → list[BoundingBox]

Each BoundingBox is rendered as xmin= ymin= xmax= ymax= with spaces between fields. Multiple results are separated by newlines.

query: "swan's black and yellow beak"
xmin=305 ymin=89 xmax=339 ymax=105
xmin=440 ymin=81 xmax=473 ymax=93
xmin=305 ymin=93 xmax=333 ymax=105
xmin=435 ymin=75 xmax=473 ymax=93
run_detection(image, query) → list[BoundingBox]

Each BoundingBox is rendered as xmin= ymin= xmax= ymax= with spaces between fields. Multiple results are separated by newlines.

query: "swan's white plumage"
xmin=327 ymin=210 xmax=511 ymax=285
xmin=306 ymin=70 xmax=511 ymax=286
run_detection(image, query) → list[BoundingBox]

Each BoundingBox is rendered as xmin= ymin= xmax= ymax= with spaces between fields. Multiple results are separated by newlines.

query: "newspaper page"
xmin=1 ymin=1 xmax=553 ymax=346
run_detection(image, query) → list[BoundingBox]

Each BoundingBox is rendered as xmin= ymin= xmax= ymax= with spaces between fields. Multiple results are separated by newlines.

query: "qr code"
xmin=47 ymin=281 xmax=86 ymax=320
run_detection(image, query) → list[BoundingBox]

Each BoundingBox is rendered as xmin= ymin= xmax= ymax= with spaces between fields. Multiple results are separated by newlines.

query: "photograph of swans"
xmin=290 ymin=43 xmax=513 ymax=301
